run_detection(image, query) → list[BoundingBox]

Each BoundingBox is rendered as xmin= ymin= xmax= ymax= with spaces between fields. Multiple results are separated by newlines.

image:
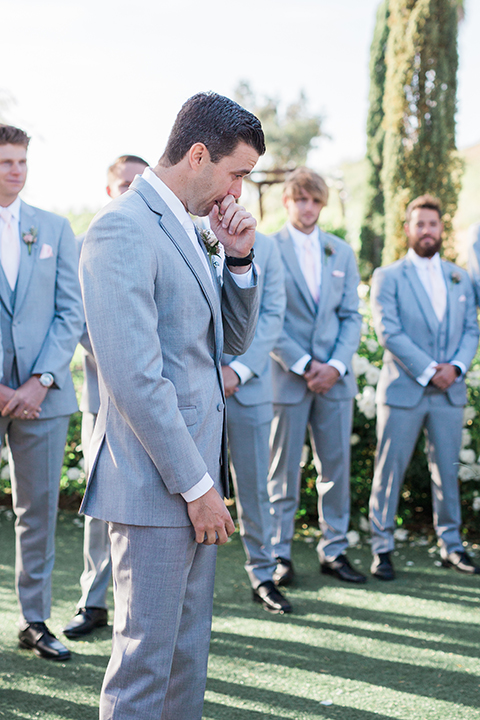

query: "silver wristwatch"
xmin=39 ymin=372 xmax=54 ymax=388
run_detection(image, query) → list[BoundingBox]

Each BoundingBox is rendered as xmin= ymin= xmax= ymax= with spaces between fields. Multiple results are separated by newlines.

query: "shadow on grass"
xmin=0 ymin=688 xmax=96 ymax=719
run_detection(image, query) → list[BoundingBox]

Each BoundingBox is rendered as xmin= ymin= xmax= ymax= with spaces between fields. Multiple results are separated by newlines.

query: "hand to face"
xmin=221 ymin=365 xmax=240 ymax=398
xmin=1 ymin=376 xmax=46 ymax=419
xmin=430 ymin=363 xmax=458 ymax=391
xmin=187 ymin=486 xmax=236 ymax=545
xmin=209 ymin=195 xmax=256 ymax=264
xmin=304 ymin=360 xmax=340 ymax=394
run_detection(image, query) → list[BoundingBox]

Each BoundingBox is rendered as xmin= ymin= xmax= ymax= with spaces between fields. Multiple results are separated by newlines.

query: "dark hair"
xmin=161 ymin=92 xmax=265 ymax=166
xmin=108 ymin=154 xmax=149 ymax=180
xmin=0 ymin=125 xmax=30 ymax=147
xmin=405 ymin=194 xmax=442 ymax=222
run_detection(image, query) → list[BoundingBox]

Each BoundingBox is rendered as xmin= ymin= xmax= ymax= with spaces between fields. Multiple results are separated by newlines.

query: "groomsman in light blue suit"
xmin=370 ymin=194 xmax=480 ymax=580
xmin=222 ymin=231 xmax=290 ymax=613
xmin=0 ymin=125 xmax=83 ymax=660
xmin=269 ymin=167 xmax=365 ymax=586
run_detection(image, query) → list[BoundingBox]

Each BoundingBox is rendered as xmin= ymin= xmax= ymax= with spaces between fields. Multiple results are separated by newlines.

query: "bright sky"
xmin=2 ymin=0 xmax=479 ymax=214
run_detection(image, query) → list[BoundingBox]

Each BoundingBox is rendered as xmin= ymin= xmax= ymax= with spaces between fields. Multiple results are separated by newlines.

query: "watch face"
xmin=40 ymin=373 xmax=54 ymax=387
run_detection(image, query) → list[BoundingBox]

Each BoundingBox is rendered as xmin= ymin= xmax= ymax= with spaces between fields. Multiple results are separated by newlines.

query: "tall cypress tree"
xmin=359 ymin=0 xmax=390 ymax=276
xmin=381 ymin=0 xmax=463 ymax=264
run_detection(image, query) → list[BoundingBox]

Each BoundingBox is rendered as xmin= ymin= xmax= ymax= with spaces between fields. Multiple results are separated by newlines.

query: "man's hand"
xmin=0 ymin=384 xmax=16 ymax=414
xmin=209 ymin=195 xmax=256 ymax=272
xmin=187 ymin=486 xmax=235 ymax=545
xmin=1 ymin=376 xmax=47 ymax=419
xmin=430 ymin=363 xmax=458 ymax=391
xmin=304 ymin=360 xmax=340 ymax=394
xmin=222 ymin=365 xmax=240 ymax=398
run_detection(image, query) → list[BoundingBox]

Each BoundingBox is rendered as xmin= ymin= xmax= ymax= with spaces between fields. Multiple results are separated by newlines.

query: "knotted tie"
xmin=428 ymin=260 xmax=446 ymax=322
xmin=0 ymin=208 xmax=20 ymax=290
xmin=302 ymin=233 xmax=319 ymax=303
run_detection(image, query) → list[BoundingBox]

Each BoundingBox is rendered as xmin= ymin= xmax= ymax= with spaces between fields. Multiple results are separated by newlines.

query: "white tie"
xmin=428 ymin=260 xmax=446 ymax=322
xmin=0 ymin=209 xmax=20 ymax=290
xmin=302 ymin=234 xmax=319 ymax=303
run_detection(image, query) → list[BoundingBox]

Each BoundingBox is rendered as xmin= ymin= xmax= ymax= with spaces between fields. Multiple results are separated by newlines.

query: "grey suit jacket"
xmin=467 ymin=222 xmax=480 ymax=306
xmin=371 ymin=254 xmax=479 ymax=408
xmin=0 ymin=201 xmax=83 ymax=418
xmin=79 ymin=177 xmax=259 ymax=527
xmin=271 ymin=225 xmax=361 ymax=404
xmin=76 ymin=234 xmax=100 ymax=415
xmin=223 ymin=232 xmax=285 ymax=406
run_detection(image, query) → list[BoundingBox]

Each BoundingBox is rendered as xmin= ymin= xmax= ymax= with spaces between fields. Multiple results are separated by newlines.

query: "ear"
xmin=187 ymin=143 xmax=209 ymax=171
xmin=404 ymin=221 xmax=410 ymax=239
xmin=282 ymin=193 xmax=290 ymax=210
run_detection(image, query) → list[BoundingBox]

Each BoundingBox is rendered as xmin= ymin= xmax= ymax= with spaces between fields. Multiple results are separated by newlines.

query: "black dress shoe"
xmin=253 ymin=581 xmax=292 ymax=614
xmin=18 ymin=622 xmax=71 ymax=661
xmin=441 ymin=551 xmax=480 ymax=575
xmin=63 ymin=607 xmax=108 ymax=638
xmin=371 ymin=552 xmax=395 ymax=581
xmin=272 ymin=557 xmax=295 ymax=587
xmin=321 ymin=554 xmax=367 ymax=583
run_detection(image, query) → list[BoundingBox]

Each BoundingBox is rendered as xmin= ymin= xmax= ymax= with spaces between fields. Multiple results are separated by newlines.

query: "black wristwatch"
xmin=225 ymin=249 xmax=255 ymax=267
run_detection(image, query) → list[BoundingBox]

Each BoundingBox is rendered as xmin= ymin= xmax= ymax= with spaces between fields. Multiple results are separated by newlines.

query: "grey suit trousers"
xmin=227 ymin=396 xmax=277 ymax=588
xmin=369 ymin=389 xmax=464 ymax=555
xmin=0 ymin=414 xmax=70 ymax=623
xmin=78 ymin=411 xmax=111 ymax=609
xmin=100 ymin=523 xmax=216 ymax=720
xmin=268 ymin=393 xmax=353 ymax=562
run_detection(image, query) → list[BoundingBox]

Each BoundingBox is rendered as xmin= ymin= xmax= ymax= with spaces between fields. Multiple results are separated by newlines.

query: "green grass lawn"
xmin=1 ymin=508 xmax=479 ymax=719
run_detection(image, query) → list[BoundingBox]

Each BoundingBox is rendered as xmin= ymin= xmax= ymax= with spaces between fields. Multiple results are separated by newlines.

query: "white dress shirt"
xmin=0 ymin=196 xmax=21 ymax=286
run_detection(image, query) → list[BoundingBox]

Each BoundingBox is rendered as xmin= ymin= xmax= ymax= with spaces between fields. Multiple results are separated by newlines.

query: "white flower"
xmin=359 ymin=516 xmax=370 ymax=533
xmin=458 ymin=464 xmax=477 ymax=481
xmin=394 ymin=528 xmax=409 ymax=542
xmin=361 ymin=322 xmax=369 ymax=335
xmin=1 ymin=447 xmax=9 ymax=461
xmin=350 ymin=433 xmax=361 ymax=446
xmin=66 ymin=467 xmax=81 ymax=481
xmin=463 ymin=406 xmax=476 ymax=425
xmin=459 ymin=449 xmax=476 ymax=465
xmin=0 ymin=464 xmax=10 ymax=480
xmin=365 ymin=365 xmax=381 ymax=386
xmin=467 ymin=370 xmax=480 ymax=388
xmin=356 ymin=385 xmax=376 ymax=419
xmin=346 ymin=530 xmax=360 ymax=547
xmin=352 ymin=353 xmax=370 ymax=377
xmin=365 ymin=338 xmax=378 ymax=353
xmin=461 ymin=429 xmax=472 ymax=448
xmin=473 ymin=497 xmax=480 ymax=512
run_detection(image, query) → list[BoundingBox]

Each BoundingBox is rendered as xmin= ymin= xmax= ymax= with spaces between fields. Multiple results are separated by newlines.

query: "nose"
xmin=229 ymin=177 xmax=243 ymax=199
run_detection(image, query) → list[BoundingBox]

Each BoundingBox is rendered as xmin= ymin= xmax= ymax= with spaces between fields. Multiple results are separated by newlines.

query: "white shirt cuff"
xmin=451 ymin=360 xmax=466 ymax=382
xmin=229 ymin=360 xmax=254 ymax=385
xmin=417 ymin=361 xmax=438 ymax=387
xmin=227 ymin=266 xmax=253 ymax=288
xmin=291 ymin=354 xmax=312 ymax=375
xmin=328 ymin=358 xmax=346 ymax=377
xmin=181 ymin=473 xmax=214 ymax=502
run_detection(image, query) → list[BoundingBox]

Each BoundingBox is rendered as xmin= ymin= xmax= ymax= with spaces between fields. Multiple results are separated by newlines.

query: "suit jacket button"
xmin=217 ymin=403 xmax=224 ymax=412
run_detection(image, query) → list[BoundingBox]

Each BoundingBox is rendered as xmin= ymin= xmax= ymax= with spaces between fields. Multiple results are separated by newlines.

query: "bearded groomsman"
xmin=64 ymin=154 xmax=148 ymax=639
xmin=222 ymin=231 xmax=289 ymax=613
xmin=269 ymin=167 xmax=364 ymax=586
xmin=369 ymin=194 xmax=479 ymax=580
xmin=0 ymin=125 xmax=83 ymax=659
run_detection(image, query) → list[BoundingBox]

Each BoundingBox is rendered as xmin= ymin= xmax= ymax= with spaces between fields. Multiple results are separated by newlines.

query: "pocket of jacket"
xmin=178 ymin=405 xmax=197 ymax=426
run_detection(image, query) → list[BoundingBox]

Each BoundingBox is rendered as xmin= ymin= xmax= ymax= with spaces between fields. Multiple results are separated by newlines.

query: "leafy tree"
xmin=381 ymin=0 xmax=463 ymax=264
xmin=359 ymin=0 xmax=390 ymax=277
xmin=235 ymin=80 xmax=323 ymax=169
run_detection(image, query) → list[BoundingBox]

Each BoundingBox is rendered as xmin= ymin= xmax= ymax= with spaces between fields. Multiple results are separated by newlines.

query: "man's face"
xmin=0 ymin=144 xmax=27 ymax=206
xmin=189 ymin=141 xmax=259 ymax=217
xmin=107 ymin=161 xmax=146 ymax=199
xmin=405 ymin=207 xmax=443 ymax=258
xmin=283 ymin=188 xmax=324 ymax=235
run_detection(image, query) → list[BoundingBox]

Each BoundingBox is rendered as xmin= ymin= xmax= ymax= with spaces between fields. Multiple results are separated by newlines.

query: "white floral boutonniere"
xmin=324 ymin=242 xmax=335 ymax=259
xmin=451 ymin=271 xmax=461 ymax=285
xmin=22 ymin=227 xmax=38 ymax=255
xmin=199 ymin=228 xmax=220 ymax=259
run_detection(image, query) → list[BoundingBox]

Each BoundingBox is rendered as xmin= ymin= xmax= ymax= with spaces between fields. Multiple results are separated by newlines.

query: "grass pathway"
xmin=0 ymin=508 xmax=479 ymax=719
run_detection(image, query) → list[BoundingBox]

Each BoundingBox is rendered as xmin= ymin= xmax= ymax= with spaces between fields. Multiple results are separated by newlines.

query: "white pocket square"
xmin=332 ymin=269 xmax=345 ymax=277
xmin=39 ymin=243 xmax=54 ymax=260
xmin=459 ymin=295 xmax=466 ymax=302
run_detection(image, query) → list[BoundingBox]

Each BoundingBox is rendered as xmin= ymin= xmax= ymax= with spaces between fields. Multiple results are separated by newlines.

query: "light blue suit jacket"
xmin=371 ymin=254 xmax=479 ymax=408
xmin=79 ymin=177 xmax=259 ymax=527
xmin=76 ymin=235 xmax=100 ymax=415
xmin=223 ymin=232 xmax=285 ymax=406
xmin=0 ymin=201 xmax=83 ymax=417
xmin=271 ymin=225 xmax=361 ymax=404
xmin=467 ymin=222 xmax=480 ymax=306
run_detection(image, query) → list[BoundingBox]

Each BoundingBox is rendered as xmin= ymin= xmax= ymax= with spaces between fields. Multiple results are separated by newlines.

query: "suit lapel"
xmin=278 ymin=226 xmax=316 ymax=315
xmin=15 ymin=202 xmax=39 ymax=316
xmin=442 ymin=261 xmax=455 ymax=340
xmin=403 ymin=258 xmax=439 ymax=336
xmin=316 ymin=231 xmax=333 ymax=321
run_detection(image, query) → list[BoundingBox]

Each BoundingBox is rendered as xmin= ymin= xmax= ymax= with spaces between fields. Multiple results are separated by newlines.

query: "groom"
xmin=79 ymin=92 xmax=264 ymax=720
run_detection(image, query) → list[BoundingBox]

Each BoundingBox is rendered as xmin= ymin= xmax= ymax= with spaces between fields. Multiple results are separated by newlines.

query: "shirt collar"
xmin=407 ymin=247 xmax=442 ymax=271
xmin=287 ymin=222 xmax=319 ymax=251
xmin=142 ymin=167 xmax=194 ymax=232
xmin=0 ymin=196 xmax=21 ymax=221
